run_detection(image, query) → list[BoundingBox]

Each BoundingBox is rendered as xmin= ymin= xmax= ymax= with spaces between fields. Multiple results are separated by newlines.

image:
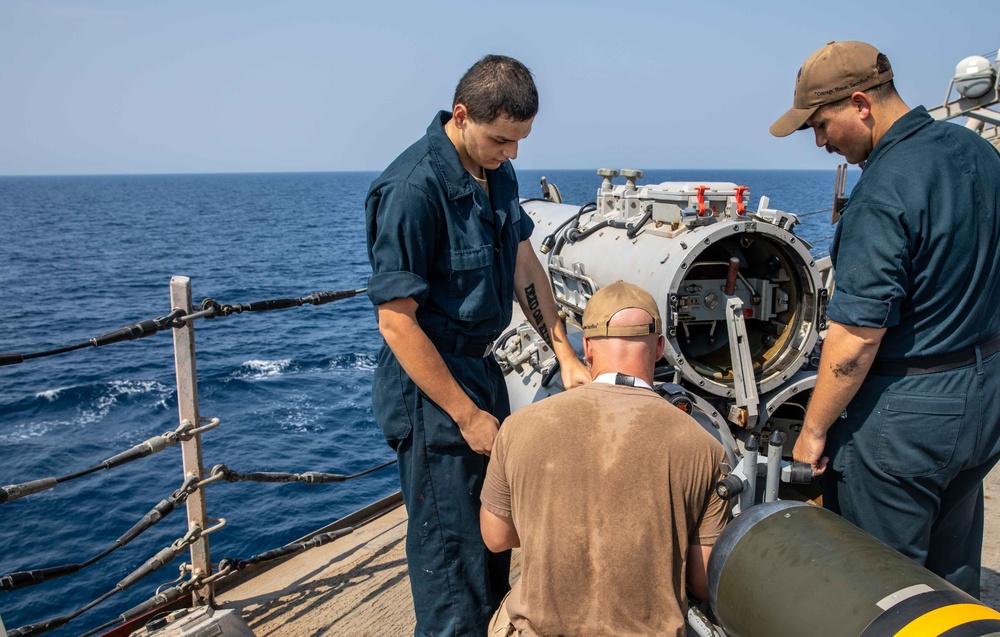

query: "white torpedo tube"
xmin=496 ymin=170 xmax=827 ymax=510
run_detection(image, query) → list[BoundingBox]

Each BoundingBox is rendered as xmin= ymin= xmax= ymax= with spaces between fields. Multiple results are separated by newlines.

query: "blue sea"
xmin=0 ymin=169 xmax=855 ymax=636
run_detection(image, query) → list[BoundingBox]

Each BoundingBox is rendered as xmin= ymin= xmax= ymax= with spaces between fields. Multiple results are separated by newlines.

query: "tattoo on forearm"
xmin=524 ymin=283 xmax=552 ymax=346
xmin=831 ymin=359 xmax=859 ymax=379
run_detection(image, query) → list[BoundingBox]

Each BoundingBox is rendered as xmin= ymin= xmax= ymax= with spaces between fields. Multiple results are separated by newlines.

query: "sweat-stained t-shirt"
xmin=481 ymin=382 xmax=730 ymax=637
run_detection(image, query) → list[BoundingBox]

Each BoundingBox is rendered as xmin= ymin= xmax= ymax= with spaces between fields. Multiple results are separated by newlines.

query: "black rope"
xmin=0 ymin=478 xmax=198 ymax=592
xmin=0 ymin=309 xmax=185 ymax=367
xmin=219 ymin=527 xmax=355 ymax=572
xmin=7 ymin=531 xmax=196 ymax=637
xmin=212 ymin=458 xmax=397 ymax=485
xmin=568 ymin=217 xmax=630 ymax=243
xmin=625 ymin=205 xmax=653 ymax=239
xmin=797 ymin=208 xmax=833 ymax=218
xmin=74 ymin=580 xmax=193 ymax=637
xmin=539 ymin=201 xmax=596 ymax=254
xmin=540 ymin=359 xmax=561 ymax=388
xmin=0 ymin=286 xmax=367 ymax=367
xmin=1 ymin=427 xmax=191 ymax=504
xmin=5 ymin=458 xmax=394 ymax=633
xmin=194 ymin=287 xmax=366 ymax=319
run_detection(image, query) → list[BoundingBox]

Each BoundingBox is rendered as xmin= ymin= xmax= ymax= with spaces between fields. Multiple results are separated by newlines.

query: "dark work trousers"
xmin=374 ymin=351 xmax=511 ymax=637
xmin=823 ymin=347 xmax=1000 ymax=597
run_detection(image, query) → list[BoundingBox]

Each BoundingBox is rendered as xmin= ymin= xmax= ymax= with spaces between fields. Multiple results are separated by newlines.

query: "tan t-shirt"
xmin=481 ymin=383 xmax=730 ymax=637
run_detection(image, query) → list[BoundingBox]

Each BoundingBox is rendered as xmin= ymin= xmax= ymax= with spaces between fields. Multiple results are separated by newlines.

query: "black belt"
xmin=427 ymin=334 xmax=495 ymax=358
xmin=869 ymin=332 xmax=1000 ymax=376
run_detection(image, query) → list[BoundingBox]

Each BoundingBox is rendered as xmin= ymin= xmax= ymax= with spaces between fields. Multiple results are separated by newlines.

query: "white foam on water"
xmin=1 ymin=420 xmax=56 ymax=441
xmin=93 ymin=380 xmax=171 ymax=417
xmin=268 ymin=391 xmax=327 ymax=434
xmin=106 ymin=379 xmax=169 ymax=397
xmin=236 ymin=359 xmax=292 ymax=380
xmin=6 ymin=380 xmax=171 ymax=443
xmin=36 ymin=387 xmax=68 ymax=401
xmin=326 ymin=354 xmax=377 ymax=373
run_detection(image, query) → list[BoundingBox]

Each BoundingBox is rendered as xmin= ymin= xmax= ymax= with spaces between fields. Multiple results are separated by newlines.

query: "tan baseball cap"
xmin=582 ymin=281 xmax=662 ymax=338
xmin=770 ymin=41 xmax=894 ymax=137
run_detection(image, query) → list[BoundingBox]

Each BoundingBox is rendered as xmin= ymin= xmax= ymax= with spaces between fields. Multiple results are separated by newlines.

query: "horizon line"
xmin=0 ymin=167 xmax=848 ymax=179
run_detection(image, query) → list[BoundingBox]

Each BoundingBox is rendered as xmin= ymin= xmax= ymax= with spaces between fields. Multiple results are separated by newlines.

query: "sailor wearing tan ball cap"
xmin=480 ymin=281 xmax=729 ymax=636
xmin=770 ymin=40 xmax=895 ymax=138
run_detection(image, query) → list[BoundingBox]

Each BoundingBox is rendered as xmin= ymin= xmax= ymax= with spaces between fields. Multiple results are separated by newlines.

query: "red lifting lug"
xmin=734 ymin=185 xmax=749 ymax=215
xmin=696 ymin=185 xmax=710 ymax=216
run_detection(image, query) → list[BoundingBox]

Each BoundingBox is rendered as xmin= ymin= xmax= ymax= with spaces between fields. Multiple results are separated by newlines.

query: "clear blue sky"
xmin=1 ymin=0 xmax=997 ymax=175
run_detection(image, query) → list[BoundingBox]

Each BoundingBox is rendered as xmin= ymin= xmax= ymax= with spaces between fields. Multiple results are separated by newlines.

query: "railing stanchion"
xmin=169 ymin=276 xmax=213 ymax=605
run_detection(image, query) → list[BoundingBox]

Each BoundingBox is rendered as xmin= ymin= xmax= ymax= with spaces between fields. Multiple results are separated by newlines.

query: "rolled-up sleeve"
xmin=366 ymin=181 xmax=438 ymax=307
xmin=481 ymin=428 xmax=512 ymax=519
xmin=827 ymin=203 xmax=911 ymax=329
xmin=692 ymin=448 xmax=731 ymax=546
xmin=517 ymin=203 xmax=535 ymax=242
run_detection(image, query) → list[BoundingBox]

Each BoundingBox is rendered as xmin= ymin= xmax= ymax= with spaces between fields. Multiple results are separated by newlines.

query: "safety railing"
xmin=0 ymin=276 xmax=394 ymax=637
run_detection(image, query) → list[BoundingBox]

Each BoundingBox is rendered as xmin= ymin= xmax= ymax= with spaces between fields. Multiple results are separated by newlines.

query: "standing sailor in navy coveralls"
xmin=365 ymin=55 xmax=590 ymax=636
xmin=772 ymin=41 xmax=1000 ymax=597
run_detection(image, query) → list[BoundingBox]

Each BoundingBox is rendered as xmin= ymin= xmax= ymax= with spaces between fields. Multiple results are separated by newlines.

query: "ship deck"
xmin=216 ymin=494 xmax=416 ymax=636
xmin=217 ymin=466 xmax=1000 ymax=636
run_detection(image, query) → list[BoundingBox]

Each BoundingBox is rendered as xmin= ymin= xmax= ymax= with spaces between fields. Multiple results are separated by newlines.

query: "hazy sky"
xmin=1 ymin=0 xmax=997 ymax=175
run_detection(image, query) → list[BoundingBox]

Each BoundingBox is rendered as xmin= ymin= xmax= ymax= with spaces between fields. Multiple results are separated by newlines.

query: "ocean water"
xmin=0 ymin=168 xmax=855 ymax=636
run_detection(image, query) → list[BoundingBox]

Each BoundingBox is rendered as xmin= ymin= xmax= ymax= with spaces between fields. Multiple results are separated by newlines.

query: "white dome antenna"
xmin=954 ymin=55 xmax=997 ymax=99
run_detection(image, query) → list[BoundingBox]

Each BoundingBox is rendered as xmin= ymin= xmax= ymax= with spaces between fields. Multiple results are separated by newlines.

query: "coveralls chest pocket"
xmin=448 ymin=245 xmax=495 ymax=321
xmin=445 ymin=201 xmax=500 ymax=323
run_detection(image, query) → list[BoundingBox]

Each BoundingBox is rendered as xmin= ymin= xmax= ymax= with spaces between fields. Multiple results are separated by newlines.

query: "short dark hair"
xmin=453 ymin=55 xmax=538 ymax=123
xmin=820 ymin=53 xmax=898 ymax=115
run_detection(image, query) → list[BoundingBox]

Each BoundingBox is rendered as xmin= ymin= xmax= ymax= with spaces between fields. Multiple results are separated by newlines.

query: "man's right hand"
xmin=457 ymin=408 xmax=500 ymax=456
xmin=792 ymin=425 xmax=830 ymax=476
xmin=379 ymin=299 xmax=503 ymax=456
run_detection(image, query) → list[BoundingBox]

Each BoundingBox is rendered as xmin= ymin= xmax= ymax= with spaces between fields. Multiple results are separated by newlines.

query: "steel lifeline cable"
xmin=1 ymin=284 xmax=387 ymax=637
xmin=0 ymin=458 xmax=395 ymax=588
xmin=5 ymin=521 xmax=226 ymax=637
xmin=0 ymin=419 xmax=220 ymax=505
xmin=0 ymin=476 xmax=201 ymax=592
xmin=0 ymin=286 xmax=366 ymax=367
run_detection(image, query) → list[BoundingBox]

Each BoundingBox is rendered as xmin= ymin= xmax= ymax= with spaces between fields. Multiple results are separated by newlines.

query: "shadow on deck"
xmin=218 ymin=466 xmax=1000 ymax=635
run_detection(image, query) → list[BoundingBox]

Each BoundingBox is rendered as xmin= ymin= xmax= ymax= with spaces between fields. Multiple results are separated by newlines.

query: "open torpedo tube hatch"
xmin=497 ymin=170 xmax=828 ymax=510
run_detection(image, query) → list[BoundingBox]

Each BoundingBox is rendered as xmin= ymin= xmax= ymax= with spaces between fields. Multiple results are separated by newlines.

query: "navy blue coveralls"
xmin=825 ymin=106 xmax=1000 ymax=596
xmin=366 ymin=111 xmax=534 ymax=636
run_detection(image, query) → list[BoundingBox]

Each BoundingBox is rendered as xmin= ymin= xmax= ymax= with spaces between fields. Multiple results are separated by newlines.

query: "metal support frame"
xmin=724 ymin=297 xmax=759 ymax=429
xmin=926 ymin=85 xmax=1000 ymax=122
xmin=966 ymin=107 xmax=1000 ymax=127
xmin=170 ymin=276 xmax=213 ymax=605
xmin=926 ymin=82 xmax=1000 ymax=149
xmin=738 ymin=443 xmax=758 ymax=515
xmin=764 ymin=431 xmax=785 ymax=503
